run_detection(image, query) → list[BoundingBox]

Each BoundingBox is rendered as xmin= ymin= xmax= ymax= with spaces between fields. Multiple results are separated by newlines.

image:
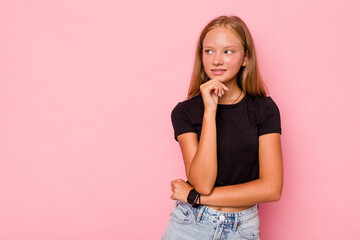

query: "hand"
xmin=200 ymin=79 xmax=229 ymax=112
xmin=170 ymin=179 xmax=193 ymax=203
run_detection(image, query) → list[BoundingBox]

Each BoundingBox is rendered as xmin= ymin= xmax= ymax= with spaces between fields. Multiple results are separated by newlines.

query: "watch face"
xmin=187 ymin=189 xmax=198 ymax=204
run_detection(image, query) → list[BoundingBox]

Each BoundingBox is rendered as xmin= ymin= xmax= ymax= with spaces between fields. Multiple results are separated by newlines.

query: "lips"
xmin=211 ymin=69 xmax=226 ymax=75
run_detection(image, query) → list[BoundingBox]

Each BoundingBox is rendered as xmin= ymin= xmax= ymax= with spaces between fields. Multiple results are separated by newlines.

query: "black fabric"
xmin=171 ymin=93 xmax=282 ymax=187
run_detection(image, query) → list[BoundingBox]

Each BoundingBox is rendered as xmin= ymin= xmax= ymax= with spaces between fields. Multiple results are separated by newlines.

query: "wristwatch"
xmin=187 ymin=188 xmax=200 ymax=208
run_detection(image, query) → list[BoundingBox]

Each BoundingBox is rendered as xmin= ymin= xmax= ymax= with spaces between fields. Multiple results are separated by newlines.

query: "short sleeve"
xmin=171 ymin=103 xmax=197 ymax=142
xmin=258 ymin=97 xmax=282 ymax=136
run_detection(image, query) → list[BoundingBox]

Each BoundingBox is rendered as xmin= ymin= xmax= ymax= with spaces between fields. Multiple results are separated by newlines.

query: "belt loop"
xmin=196 ymin=205 xmax=205 ymax=222
xmin=232 ymin=213 xmax=239 ymax=231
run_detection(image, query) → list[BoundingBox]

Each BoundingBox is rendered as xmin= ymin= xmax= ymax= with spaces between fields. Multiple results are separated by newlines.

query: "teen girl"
xmin=162 ymin=15 xmax=283 ymax=240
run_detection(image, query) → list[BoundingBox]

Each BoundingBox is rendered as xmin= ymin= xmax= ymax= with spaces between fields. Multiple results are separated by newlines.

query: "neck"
xmin=218 ymin=82 xmax=243 ymax=105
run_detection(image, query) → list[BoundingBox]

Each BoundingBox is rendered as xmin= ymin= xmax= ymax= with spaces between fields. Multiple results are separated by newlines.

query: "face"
xmin=202 ymin=27 xmax=248 ymax=84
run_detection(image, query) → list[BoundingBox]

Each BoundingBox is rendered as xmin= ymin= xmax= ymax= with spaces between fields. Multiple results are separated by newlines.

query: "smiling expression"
xmin=202 ymin=27 xmax=248 ymax=84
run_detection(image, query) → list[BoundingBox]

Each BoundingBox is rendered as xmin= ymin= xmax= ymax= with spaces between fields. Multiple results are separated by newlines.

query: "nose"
xmin=213 ymin=53 xmax=223 ymax=65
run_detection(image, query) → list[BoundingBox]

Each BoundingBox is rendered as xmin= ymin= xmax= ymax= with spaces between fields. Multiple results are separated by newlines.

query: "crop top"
xmin=171 ymin=93 xmax=282 ymax=187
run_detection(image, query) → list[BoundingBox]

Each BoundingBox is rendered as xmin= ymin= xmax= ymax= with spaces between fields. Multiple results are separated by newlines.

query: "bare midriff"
xmin=206 ymin=204 xmax=255 ymax=213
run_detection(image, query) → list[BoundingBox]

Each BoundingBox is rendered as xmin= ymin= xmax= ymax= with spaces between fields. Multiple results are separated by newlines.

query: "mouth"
xmin=211 ymin=69 xmax=226 ymax=75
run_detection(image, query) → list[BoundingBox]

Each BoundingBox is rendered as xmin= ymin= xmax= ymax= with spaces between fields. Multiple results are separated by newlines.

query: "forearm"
xmin=198 ymin=179 xmax=282 ymax=207
xmin=188 ymin=111 xmax=217 ymax=195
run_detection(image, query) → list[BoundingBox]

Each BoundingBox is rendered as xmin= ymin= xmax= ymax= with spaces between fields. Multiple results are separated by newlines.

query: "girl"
xmin=162 ymin=15 xmax=283 ymax=240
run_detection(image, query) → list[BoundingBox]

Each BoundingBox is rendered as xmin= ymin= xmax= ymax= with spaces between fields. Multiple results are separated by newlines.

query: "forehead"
xmin=203 ymin=27 xmax=242 ymax=47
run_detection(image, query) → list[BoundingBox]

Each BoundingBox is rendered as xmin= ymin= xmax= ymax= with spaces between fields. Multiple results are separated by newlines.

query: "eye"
xmin=204 ymin=49 xmax=213 ymax=54
xmin=225 ymin=50 xmax=234 ymax=54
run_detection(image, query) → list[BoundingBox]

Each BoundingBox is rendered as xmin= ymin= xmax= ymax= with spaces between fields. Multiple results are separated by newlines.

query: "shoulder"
xmin=177 ymin=94 xmax=203 ymax=109
xmin=170 ymin=94 xmax=203 ymax=141
xmin=247 ymin=95 xmax=282 ymax=135
xmin=171 ymin=94 xmax=204 ymax=117
xmin=246 ymin=94 xmax=278 ymax=106
xmin=246 ymin=95 xmax=280 ymax=114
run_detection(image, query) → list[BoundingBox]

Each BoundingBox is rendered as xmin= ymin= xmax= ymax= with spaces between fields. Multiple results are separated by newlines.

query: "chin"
xmin=216 ymin=77 xmax=231 ymax=83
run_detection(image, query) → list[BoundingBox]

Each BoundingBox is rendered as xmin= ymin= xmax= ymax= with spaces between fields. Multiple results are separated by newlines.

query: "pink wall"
xmin=1 ymin=0 xmax=359 ymax=239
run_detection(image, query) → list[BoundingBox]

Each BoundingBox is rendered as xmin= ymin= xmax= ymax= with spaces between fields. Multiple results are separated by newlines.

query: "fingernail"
xmin=222 ymin=90 xmax=224 ymax=95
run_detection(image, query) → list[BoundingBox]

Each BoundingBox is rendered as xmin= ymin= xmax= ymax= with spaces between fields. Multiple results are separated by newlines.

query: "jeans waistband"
xmin=183 ymin=202 xmax=259 ymax=231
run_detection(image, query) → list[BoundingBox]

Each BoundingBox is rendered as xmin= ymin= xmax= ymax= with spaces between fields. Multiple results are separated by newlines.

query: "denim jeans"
xmin=162 ymin=200 xmax=260 ymax=240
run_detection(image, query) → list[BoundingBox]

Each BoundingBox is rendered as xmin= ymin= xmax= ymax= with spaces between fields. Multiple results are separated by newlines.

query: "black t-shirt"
xmin=171 ymin=93 xmax=282 ymax=187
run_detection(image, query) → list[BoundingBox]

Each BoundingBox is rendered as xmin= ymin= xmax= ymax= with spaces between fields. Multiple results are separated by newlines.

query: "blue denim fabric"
xmin=162 ymin=200 xmax=260 ymax=240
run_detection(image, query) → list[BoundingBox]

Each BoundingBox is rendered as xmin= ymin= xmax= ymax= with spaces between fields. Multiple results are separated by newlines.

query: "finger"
xmin=207 ymin=80 xmax=222 ymax=95
xmin=221 ymin=85 xmax=228 ymax=94
xmin=203 ymin=82 xmax=215 ymax=95
xmin=208 ymin=82 xmax=219 ymax=96
xmin=214 ymin=80 xmax=228 ymax=91
xmin=218 ymin=81 xmax=227 ymax=94
xmin=213 ymin=81 xmax=223 ymax=97
xmin=213 ymin=87 xmax=219 ymax=97
xmin=215 ymin=87 xmax=221 ymax=97
xmin=214 ymin=82 xmax=222 ymax=97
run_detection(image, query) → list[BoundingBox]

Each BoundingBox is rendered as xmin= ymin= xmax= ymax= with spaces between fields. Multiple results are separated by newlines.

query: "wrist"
xmin=204 ymin=109 xmax=217 ymax=116
xmin=187 ymin=188 xmax=201 ymax=208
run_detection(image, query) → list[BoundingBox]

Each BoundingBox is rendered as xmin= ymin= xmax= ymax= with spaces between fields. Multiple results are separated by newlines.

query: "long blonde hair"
xmin=187 ymin=15 xmax=268 ymax=100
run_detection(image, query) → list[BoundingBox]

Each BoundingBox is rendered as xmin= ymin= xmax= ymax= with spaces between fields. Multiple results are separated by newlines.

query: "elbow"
xmin=269 ymin=186 xmax=282 ymax=202
xmin=190 ymin=180 xmax=213 ymax=196
xmin=186 ymin=180 xmax=213 ymax=196
xmin=272 ymin=191 xmax=282 ymax=202
xmin=187 ymin=173 xmax=214 ymax=196
xmin=194 ymin=184 xmax=213 ymax=196
xmin=195 ymin=186 xmax=212 ymax=196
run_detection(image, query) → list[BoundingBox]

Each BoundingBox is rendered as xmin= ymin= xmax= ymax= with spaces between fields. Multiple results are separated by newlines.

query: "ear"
xmin=242 ymin=50 xmax=249 ymax=67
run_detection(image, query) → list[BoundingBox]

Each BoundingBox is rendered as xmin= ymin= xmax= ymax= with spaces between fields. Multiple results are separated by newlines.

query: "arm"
xmin=178 ymin=110 xmax=217 ymax=195
xmin=174 ymin=79 xmax=228 ymax=195
xmin=196 ymin=133 xmax=283 ymax=207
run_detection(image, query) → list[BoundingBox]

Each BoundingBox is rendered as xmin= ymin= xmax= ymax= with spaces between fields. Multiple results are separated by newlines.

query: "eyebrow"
xmin=203 ymin=45 xmax=239 ymax=48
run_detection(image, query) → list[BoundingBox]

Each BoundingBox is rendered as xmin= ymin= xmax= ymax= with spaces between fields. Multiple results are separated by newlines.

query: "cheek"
xmin=225 ymin=56 xmax=243 ymax=69
xmin=202 ymin=55 xmax=209 ymax=64
xmin=202 ymin=56 xmax=211 ymax=70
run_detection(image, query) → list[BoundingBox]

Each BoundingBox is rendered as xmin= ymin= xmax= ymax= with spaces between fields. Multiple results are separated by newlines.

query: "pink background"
xmin=1 ymin=0 xmax=359 ymax=239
